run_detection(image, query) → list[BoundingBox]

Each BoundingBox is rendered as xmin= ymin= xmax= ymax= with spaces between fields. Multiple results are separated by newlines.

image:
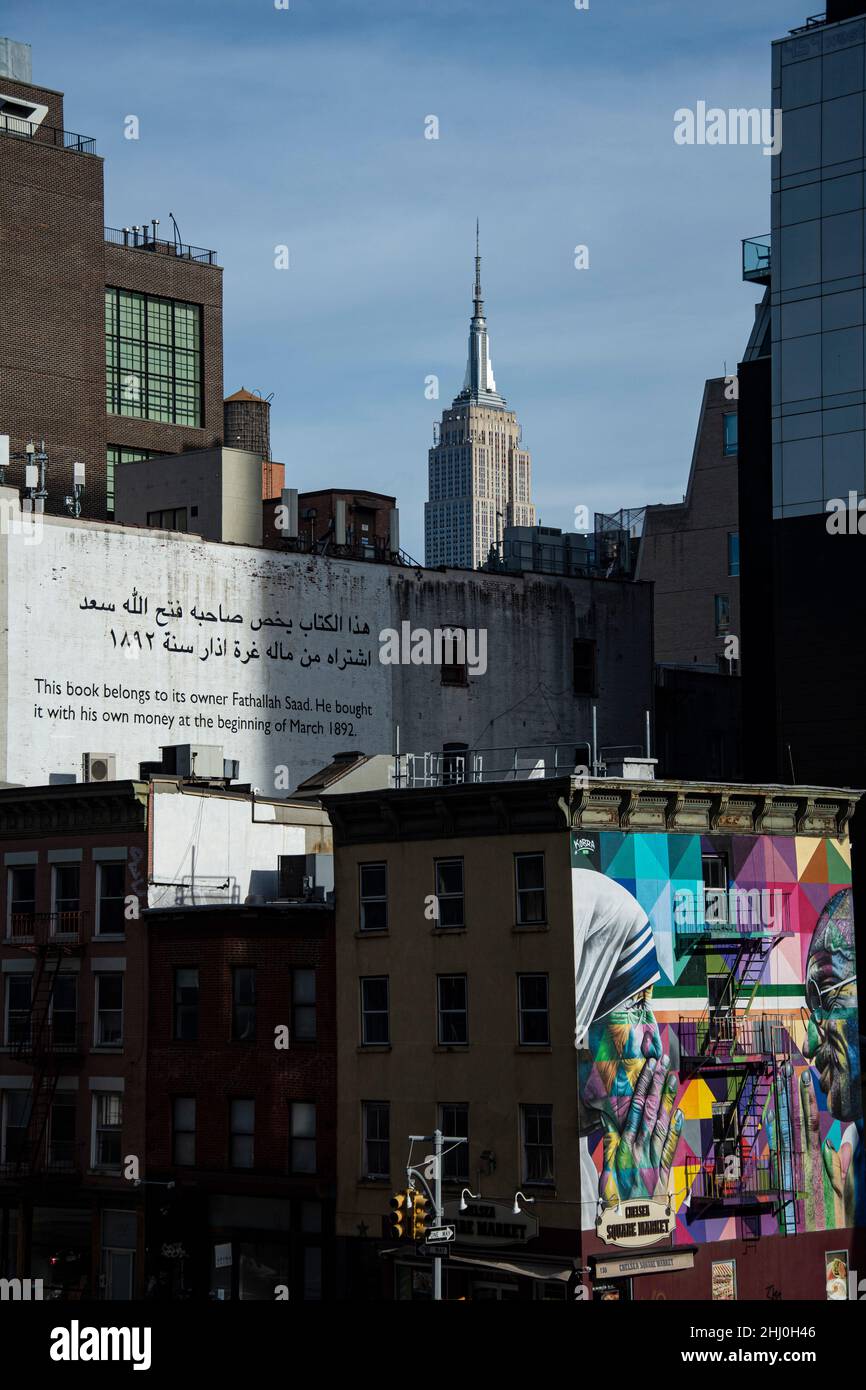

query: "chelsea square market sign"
xmin=596 ymin=1200 xmax=673 ymax=1249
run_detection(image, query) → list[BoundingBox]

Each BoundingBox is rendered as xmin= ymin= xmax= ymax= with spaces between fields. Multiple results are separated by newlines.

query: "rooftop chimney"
xmin=0 ymin=38 xmax=32 ymax=82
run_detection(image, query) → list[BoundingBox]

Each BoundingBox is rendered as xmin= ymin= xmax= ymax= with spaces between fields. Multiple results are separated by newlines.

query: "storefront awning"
xmin=449 ymin=1253 xmax=575 ymax=1282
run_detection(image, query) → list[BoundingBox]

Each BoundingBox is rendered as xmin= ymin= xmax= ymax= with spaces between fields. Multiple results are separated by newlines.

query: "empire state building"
xmin=424 ymin=229 xmax=536 ymax=569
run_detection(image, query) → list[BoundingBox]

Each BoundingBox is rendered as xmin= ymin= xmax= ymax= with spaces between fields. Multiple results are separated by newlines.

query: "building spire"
xmin=461 ymin=219 xmax=503 ymax=404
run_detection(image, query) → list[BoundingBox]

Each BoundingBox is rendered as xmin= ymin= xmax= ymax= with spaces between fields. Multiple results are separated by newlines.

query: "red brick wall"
xmin=0 ymin=132 xmax=106 ymax=513
xmin=146 ymin=910 xmax=336 ymax=1191
xmin=0 ymin=824 xmax=150 ymax=1190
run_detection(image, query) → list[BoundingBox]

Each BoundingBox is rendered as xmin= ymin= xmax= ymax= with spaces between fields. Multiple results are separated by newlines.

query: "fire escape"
xmin=677 ymin=884 xmax=800 ymax=1234
xmin=3 ymin=911 xmax=86 ymax=1180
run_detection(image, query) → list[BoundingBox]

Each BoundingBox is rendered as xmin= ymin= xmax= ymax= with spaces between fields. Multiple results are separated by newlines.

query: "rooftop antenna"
xmin=169 ymin=211 xmax=182 ymax=252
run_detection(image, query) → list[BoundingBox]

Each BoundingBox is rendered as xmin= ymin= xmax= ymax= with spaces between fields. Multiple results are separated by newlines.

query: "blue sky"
xmin=8 ymin=0 xmax=797 ymax=557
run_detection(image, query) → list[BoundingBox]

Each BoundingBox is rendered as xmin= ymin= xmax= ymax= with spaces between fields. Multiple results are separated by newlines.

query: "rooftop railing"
xmin=0 ymin=113 xmax=95 ymax=152
xmin=393 ymin=743 xmax=594 ymax=788
xmin=105 ymin=225 xmax=217 ymax=265
xmin=743 ymin=234 xmax=771 ymax=284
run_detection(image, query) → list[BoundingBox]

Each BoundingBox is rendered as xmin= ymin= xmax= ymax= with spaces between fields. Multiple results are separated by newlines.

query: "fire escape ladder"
xmin=13 ymin=946 xmax=67 ymax=1176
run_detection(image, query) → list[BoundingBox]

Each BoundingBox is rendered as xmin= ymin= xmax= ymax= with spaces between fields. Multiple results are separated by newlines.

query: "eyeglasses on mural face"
xmin=803 ymin=972 xmax=857 ymax=1018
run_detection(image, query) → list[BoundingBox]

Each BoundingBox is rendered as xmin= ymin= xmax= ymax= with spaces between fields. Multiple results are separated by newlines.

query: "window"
xmin=434 ymin=859 xmax=464 ymax=928
xmin=49 ymin=1093 xmax=76 ymax=1169
xmin=362 ymin=1101 xmax=390 ymax=1180
xmin=518 ymin=975 xmax=550 ymax=1045
xmin=515 ymin=854 xmax=547 ymax=925
xmin=174 ymin=968 xmax=199 ymax=1041
xmin=51 ymin=974 xmax=77 ymax=1049
xmin=172 ymin=1097 xmax=196 ymax=1166
xmin=723 ymin=412 xmax=738 ymax=456
xmin=230 ymin=1099 xmax=254 ymax=1168
xmin=290 ymin=1102 xmax=317 ymax=1174
xmin=440 ymin=626 xmax=468 ymax=685
xmin=701 ymin=853 xmax=728 ymax=891
xmin=232 ymin=967 xmax=256 ymax=1041
xmin=360 ymin=977 xmax=389 ymax=1045
xmin=714 ymin=594 xmax=731 ymax=635
xmin=437 ymin=975 xmax=468 ymax=1045
xmin=572 ymin=638 xmax=597 ymax=696
xmin=96 ymin=862 xmax=126 ymax=935
xmin=8 ymin=866 xmax=35 ymax=934
xmin=2 ymin=1091 xmax=31 ymax=1165
xmin=727 ymin=532 xmax=740 ymax=578
xmin=105 ymin=446 xmax=161 ymax=517
xmin=92 ymin=1093 xmax=123 ymax=1170
xmin=146 ymin=507 xmax=188 ymax=533
xmin=105 ymin=288 xmax=202 ymax=427
xmin=439 ymin=1103 xmax=469 ymax=1181
xmin=95 ymin=974 xmax=123 ymax=1046
xmin=521 ymin=1104 xmax=554 ymax=1185
xmin=53 ymin=864 xmax=80 ymax=930
xmin=5 ymin=975 xmax=31 ymax=1048
xmin=292 ymin=969 xmax=316 ymax=1042
xmin=359 ymin=863 xmax=387 ymax=931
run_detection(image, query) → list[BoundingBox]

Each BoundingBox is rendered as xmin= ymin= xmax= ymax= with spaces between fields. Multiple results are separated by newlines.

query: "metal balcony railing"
xmin=686 ymin=1152 xmax=802 ymax=1205
xmin=105 ymin=225 xmax=217 ymax=265
xmin=5 ymin=1021 xmax=86 ymax=1059
xmin=0 ymin=1140 xmax=82 ymax=1178
xmin=0 ymin=114 xmax=96 ymax=152
xmin=6 ymin=911 xmax=87 ymax=945
xmin=678 ymin=1012 xmax=794 ymax=1060
xmin=674 ymin=886 xmax=790 ymax=937
xmin=743 ymin=234 xmax=771 ymax=284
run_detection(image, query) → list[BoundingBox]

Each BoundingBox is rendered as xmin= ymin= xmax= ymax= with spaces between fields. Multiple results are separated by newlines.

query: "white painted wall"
xmin=0 ymin=494 xmax=652 ymax=796
xmin=148 ymin=786 xmax=311 ymax=908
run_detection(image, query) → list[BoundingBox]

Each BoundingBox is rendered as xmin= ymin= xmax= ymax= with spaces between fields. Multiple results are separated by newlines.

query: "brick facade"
xmin=0 ymin=75 xmax=223 ymax=521
xmin=146 ymin=904 xmax=336 ymax=1299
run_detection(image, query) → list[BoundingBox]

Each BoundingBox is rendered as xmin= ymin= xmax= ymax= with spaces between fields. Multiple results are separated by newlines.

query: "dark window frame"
xmin=515 ymin=853 xmax=547 ymax=926
xmin=360 ymin=976 xmax=390 ymax=1046
xmin=518 ymin=974 xmax=551 ymax=1046
xmin=231 ymin=966 xmax=256 ymax=1042
xmin=173 ymin=967 xmax=199 ymax=1042
xmin=521 ymin=1103 xmax=555 ymax=1186
xmin=359 ymin=862 xmax=388 ymax=932
xmin=434 ymin=857 xmax=465 ymax=928
xmin=437 ymin=974 xmax=468 ymax=1046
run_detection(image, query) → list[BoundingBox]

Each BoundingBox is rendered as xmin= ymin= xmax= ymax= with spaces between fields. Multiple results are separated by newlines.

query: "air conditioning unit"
xmin=82 ymin=752 xmax=117 ymax=783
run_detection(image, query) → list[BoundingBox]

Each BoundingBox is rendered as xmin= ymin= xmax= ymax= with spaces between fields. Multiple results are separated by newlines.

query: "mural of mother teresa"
xmin=574 ymin=869 xmax=684 ymax=1211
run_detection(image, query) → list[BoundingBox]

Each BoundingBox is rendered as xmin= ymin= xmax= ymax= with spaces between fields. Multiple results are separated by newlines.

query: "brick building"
xmin=0 ymin=771 xmax=334 ymax=1299
xmin=262 ymin=487 xmax=398 ymax=559
xmin=0 ymin=781 xmax=149 ymax=1298
xmin=145 ymin=901 xmax=335 ymax=1301
xmin=0 ymin=42 xmax=223 ymax=519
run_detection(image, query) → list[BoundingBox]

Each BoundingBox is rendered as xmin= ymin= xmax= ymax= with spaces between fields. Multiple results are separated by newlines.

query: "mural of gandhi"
xmin=573 ymin=870 xmax=684 ymax=1209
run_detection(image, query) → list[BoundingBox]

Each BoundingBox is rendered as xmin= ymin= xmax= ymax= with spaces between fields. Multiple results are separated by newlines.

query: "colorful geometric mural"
xmin=572 ymin=831 xmax=863 ymax=1244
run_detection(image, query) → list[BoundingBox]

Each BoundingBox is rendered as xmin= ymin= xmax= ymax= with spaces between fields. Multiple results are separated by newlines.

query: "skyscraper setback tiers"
xmin=425 ymin=228 xmax=536 ymax=569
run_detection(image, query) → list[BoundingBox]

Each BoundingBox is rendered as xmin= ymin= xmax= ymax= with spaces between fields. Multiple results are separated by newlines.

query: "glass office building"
xmin=771 ymin=9 xmax=866 ymax=517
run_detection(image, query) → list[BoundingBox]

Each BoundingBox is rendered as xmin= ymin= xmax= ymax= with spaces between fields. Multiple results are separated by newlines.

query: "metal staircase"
xmin=4 ymin=912 xmax=85 ymax=1177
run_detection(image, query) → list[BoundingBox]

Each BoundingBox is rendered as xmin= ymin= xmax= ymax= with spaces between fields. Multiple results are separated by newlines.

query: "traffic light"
xmin=411 ymin=1191 xmax=435 ymax=1240
xmin=389 ymin=1190 xmax=411 ymax=1240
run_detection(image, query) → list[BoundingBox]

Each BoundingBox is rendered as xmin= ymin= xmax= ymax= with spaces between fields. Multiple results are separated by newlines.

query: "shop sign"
xmin=593 ymin=1248 xmax=694 ymax=1280
xmin=442 ymin=1200 xmax=538 ymax=1246
xmin=596 ymin=1199 xmax=673 ymax=1248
